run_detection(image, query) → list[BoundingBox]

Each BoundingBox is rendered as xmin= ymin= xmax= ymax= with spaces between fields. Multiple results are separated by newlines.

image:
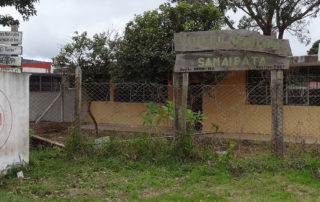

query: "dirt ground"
xmin=29 ymin=122 xmax=320 ymax=158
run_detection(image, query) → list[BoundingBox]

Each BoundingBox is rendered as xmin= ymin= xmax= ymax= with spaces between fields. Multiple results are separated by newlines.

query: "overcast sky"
xmin=1 ymin=0 xmax=319 ymax=61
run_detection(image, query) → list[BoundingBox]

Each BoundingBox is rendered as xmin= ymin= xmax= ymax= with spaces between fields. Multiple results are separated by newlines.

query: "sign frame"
xmin=174 ymin=51 xmax=290 ymax=73
xmin=174 ymin=30 xmax=292 ymax=57
xmin=173 ymin=29 xmax=291 ymax=157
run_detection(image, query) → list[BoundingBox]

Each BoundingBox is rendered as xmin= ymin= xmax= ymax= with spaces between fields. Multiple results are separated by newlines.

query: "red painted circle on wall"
xmin=0 ymin=89 xmax=13 ymax=150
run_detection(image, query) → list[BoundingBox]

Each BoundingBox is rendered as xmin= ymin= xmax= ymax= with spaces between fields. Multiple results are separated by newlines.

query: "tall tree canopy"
xmin=52 ymin=31 xmax=120 ymax=135
xmin=113 ymin=2 xmax=223 ymax=83
xmin=0 ymin=0 xmax=39 ymax=26
xmin=172 ymin=0 xmax=320 ymax=43
xmin=52 ymin=31 xmax=119 ymax=83
xmin=308 ymin=40 xmax=320 ymax=55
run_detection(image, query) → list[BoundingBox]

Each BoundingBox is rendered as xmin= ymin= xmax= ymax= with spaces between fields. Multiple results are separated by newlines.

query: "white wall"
xmin=0 ymin=71 xmax=30 ymax=173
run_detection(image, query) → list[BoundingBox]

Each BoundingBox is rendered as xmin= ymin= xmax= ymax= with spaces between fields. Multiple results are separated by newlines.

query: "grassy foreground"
xmin=1 ymin=138 xmax=320 ymax=201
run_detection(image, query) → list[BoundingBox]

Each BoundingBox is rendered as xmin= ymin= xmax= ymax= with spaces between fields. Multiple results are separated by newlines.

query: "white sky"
xmin=0 ymin=0 xmax=319 ymax=61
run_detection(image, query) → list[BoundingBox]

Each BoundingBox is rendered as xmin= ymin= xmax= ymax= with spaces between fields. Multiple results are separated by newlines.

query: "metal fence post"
xmin=60 ymin=76 xmax=65 ymax=122
xmin=74 ymin=66 xmax=82 ymax=138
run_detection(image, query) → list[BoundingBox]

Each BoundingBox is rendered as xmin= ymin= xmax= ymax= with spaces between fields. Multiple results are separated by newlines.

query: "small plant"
xmin=211 ymin=123 xmax=220 ymax=132
xmin=141 ymin=101 xmax=207 ymax=128
xmin=140 ymin=101 xmax=207 ymax=158
xmin=64 ymin=128 xmax=93 ymax=156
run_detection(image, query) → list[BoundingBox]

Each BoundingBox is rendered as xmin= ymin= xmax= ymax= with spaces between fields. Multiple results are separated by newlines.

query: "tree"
xmin=53 ymin=31 xmax=119 ymax=83
xmin=308 ymin=40 xmax=320 ymax=55
xmin=113 ymin=2 xmax=223 ymax=83
xmin=172 ymin=0 xmax=320 ymax=43
xmin=216 ymin=0 xmax=320 ymax=43
xmin=52 ymin=31 xmax=119 ymax=135
xmin=0 ymin=0 xmax=39 ymax=26
xmin=170 ymin=0 xmax=236 ymax=29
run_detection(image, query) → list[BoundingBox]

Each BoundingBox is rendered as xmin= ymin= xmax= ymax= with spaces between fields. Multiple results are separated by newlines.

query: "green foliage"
xmin=141 ymin=101 xmax=207 ymax=128
xmin=211 ymin=123 xmax=220 ymax=132
xmin=140 ymin=101 xmax=207 ymax=158
xmin=308 ymin=40 xmax=320 ymax=55
xmin=3 ymin=141 xmax=320 ymax=200
xmin=0 ymin=0 xmax=38 ymax=26
xmin=213 ymin=0 xmax=320 ymax=43
xmin=52 ymin=31 xmax=120 ymax=83
xmin=64 ymin=128 xmax=94 ymax=156
xmin=113 ymin=2 xmax=223 ymax=83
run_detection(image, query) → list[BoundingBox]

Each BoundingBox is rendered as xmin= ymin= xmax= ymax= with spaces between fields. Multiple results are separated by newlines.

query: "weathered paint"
xmin=174 ymin=51 xmax=290 ymax=72
xmin=0 ymin=71 xmax=29 ymax=173
xmin=0 ymin=31 xmax=23 ymax=45
xmin=0 ymin=45 xmax=22 ymax=55
xmin=0 ymin=56 xmax=22 ymax=66
xmin=174 ymin=30 xmax=292 ymax=56
xmin=174 ymin=30 xmax=291 ymax=73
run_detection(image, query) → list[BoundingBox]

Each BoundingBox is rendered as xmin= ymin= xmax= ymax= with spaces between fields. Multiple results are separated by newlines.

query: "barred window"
xmin=113 ymin=83 xmax=168 ymax=103
xmin=247 ymin=67 xmax=320 ymax=106
xmin=247 ymin=71 xmax=271 ymax=105
xmin=286 ymin=67 xmax=320 ymax=106
xmin=30 ymin=75 xmax=61 ymax=92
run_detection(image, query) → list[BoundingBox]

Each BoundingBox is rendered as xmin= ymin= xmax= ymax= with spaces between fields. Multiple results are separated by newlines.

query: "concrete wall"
xmin=83 ymin=100 xmax=172 ymax=127
xmin=202 ymin=71 xmax=320 ymax=137
xmin=30 ymin=89 xmax=75 ymax=122
xmin=0 ymin=72 xmax=30 ymax=173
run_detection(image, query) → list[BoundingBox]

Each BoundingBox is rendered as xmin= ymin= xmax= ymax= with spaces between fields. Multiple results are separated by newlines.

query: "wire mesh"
xmin=79 ymin=80 xmax=320 ymax=139
xmin=28 ymin=69 xmax=320 ymax=143
xmin=29 ymin=75 xmax=74 ymax=143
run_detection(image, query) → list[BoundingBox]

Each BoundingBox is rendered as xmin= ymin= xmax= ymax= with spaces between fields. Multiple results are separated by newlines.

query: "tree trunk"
xmin=88 ymin=100 xmax=98 ymax=136
xmin=278 ymin=29 xmax=284 ymax=39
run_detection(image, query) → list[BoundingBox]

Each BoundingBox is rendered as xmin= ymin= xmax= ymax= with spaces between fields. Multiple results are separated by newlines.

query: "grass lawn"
xmin=1 ymin=146 xmax=320 ymax=202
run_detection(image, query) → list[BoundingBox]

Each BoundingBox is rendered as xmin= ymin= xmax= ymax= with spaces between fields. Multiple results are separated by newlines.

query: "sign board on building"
xmin=0 ymin=31 xmax=22 ymax=45
xmin=174 ymin=51 xmax=290 ymax=73
xmin=0 ymin=45 xmax=22 ymax=55
xmin=0 ymin=56 xmax=22 ymax=66
xmin=174 ymin=30 xmax=292 ymax=72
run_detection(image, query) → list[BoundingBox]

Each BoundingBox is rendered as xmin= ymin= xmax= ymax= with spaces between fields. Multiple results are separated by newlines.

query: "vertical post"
xmin=271 ymin=70 xmax=284 ymax=157
xmin=109 ymin=83 xmax=114 ymax=102
xmin=181 ymin=72 xmax=189 ymax=132
xmin=74 ymin=66 xmax=82 ymax=138
xmin=60 ymin=76 xmax=65 ymax=122
xmin=318 ymin=43 xmax=320 ymax=62
xmin=173 ymin=73 xmax=180 ymax=131
xmin=11 ymin=25 xmax=21 ymax=72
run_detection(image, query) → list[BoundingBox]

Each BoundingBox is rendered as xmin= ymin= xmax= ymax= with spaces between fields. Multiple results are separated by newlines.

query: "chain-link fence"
xmin=29 ymin=74 xmax=74 ymax=143
xmin=79 ymin=79 xmax=320 ymax=141
xmin=80 ymin=83 xmax=173 ymax=137
xmin=29 ymin=69 xmax=320 ymax=144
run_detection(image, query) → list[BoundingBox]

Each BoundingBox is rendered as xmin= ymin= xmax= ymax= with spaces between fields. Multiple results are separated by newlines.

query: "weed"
xmin=2 ymin=141 xmax=320 ymax=201
xmin=141 ymin=101 xmax=206 ymax=128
